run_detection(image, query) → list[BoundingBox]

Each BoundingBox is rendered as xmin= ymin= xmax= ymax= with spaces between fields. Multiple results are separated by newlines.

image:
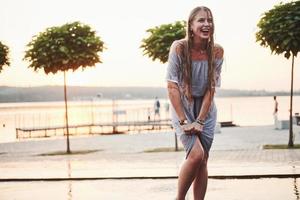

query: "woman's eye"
xmin=197 ymin=18 xmax=212 ymax=23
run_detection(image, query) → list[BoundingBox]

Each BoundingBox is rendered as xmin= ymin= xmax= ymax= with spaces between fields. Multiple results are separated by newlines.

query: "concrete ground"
xmin=0 ymin=125 xmax=300 ymax=199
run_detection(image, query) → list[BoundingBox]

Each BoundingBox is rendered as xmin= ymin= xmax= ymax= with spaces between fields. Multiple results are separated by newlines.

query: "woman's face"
xmin=190 ymin=9 xmax=213 ymax=40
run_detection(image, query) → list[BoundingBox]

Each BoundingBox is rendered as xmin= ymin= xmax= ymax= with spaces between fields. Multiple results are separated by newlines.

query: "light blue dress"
xmin=166 ymin=41 xmax=223 ymax=158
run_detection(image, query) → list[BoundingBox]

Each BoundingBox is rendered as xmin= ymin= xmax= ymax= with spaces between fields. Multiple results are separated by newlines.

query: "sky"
xmin=0 ymin=0 xmax=299 ymax=91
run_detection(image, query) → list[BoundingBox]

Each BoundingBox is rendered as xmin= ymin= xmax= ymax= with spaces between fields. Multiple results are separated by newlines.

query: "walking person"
xmin=273 ymin=96 xmax=279 ymax=128
xmin=154 ymin=96 xmax=161 ymax=121
xmin=166 ymin=6 xmax=224 ymax=199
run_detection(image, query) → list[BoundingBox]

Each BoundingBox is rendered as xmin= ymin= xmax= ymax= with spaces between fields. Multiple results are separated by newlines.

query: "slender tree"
xmin=0 ymin=41 xmax=10 ymax=72
xmin=141 ymin=21 xmax=186 ymax=151
xmin=256 ymin=1 xmax=300 ymax=147
xmin=24 ymin=21 xmax=105 ymax=153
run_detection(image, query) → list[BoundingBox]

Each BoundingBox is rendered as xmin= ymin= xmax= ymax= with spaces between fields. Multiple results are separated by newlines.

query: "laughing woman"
xmin=166 ymin=6 xmax=224 ymax=200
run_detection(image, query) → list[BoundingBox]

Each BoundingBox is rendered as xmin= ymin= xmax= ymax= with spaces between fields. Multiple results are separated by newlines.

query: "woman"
xmin=166 ymin=6 xmax=224 ymax=200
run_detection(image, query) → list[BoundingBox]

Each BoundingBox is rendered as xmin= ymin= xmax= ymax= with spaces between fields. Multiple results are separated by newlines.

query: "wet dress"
xmin=166 ymin=41 xmax=223 ymax=158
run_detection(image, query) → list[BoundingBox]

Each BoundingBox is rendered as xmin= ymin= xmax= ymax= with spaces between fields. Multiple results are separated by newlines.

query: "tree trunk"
xmin=174 ymin=132 xmax=178 ymax=151
xmin=64 ymin=71 xmax=71 ymax=153
xmin=288 ymin=55 xmax=294 ymax=147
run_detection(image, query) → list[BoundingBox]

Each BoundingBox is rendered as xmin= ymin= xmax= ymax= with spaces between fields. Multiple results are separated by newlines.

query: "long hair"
xmin=180 ymin=6 xmax=215 ymax=102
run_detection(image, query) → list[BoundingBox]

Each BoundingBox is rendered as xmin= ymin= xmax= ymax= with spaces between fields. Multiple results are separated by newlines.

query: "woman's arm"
xmin=197 ymin=88 xmax=214 ymax=121
xmin=167 ymin=81 xmax=186 ymax=122
xmin=193 ymin=88 xmax=215 ymax=133
xmin=167 ymin=81 xmax=194 ymax=133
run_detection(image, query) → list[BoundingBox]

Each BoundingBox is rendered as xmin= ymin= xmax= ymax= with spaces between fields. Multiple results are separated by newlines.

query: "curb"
xmin=1 ymin=174 xmax=300 ymax=182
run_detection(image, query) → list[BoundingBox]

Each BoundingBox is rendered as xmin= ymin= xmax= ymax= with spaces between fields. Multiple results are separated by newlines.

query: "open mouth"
xmin=200 ymin=29 xmax=210 ymax=34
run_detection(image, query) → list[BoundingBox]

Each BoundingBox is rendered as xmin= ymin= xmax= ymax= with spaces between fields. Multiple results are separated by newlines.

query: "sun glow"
xmin=0 ymin=0 xmax=298 ymax=91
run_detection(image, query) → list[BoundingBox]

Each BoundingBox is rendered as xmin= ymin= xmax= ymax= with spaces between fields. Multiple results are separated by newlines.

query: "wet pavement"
xmin=0 ymin=125 xmax=300 ymax=199
xmin=0 ymin=150 xmax=300 ymax=180
xmin=0 ymin=178 xmax=299 ymax=200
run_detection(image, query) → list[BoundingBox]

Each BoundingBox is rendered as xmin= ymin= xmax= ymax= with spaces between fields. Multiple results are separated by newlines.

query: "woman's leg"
xmin=192 ymin=154 xmax=208 ymax=200
xmin=177 ymin=138 xmax=205 ymax=200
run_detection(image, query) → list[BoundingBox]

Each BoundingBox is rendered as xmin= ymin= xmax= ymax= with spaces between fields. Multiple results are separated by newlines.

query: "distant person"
xmin=295 ymin=113 xmax=300 ymax=125
xmin=154 ymin=97 xmax=160 ymax=121
xmin=147 ymin=108 xmax=151 ymax=121
xmin=166 ymin=6 xmax=223 ymax=200
xmin=273 ymin=96 xmax=279 ymax=127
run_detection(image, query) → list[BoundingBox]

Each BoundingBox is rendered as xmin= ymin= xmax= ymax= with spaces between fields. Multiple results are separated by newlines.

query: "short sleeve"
xmin=166 ymin=41 xmax=182 ymax=84
xmin=215 ymin=58 xmax=223 ymax=87
xmin=214 ymin=44 xmax=224 ymax=88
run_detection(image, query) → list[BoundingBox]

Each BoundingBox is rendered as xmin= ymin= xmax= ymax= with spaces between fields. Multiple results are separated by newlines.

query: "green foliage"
xmin=141 ymin=21 xmax=186 ymax=63
xmin=0 ymin=41 xmax=10 ymax=72
xmin=256 ymin=1 xmax=300 ymax=59
xmin=24 ymin=21 xmax=105 ymax=74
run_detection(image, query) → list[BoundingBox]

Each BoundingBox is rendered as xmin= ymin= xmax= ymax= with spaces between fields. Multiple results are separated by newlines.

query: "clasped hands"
xmin=180 ymin=121 xmax=203 ymax=135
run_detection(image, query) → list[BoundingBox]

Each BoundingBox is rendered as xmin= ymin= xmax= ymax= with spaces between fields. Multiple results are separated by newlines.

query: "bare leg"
xmin=193 ymin=154 xmax=208 ymax=200
xmin=177 ymin=138 xmax=204 ymax=200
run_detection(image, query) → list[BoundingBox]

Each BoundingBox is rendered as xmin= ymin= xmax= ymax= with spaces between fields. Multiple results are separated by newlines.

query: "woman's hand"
xmin=180 ymin=123 xmax=194 ymax=135
xmin=180 ymin=121 xmax=204 ymax=135
xmin=191 ymin=122 xmax=203 ymax=134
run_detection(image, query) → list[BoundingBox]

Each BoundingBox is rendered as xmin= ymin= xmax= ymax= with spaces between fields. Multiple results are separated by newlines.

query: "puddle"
xmin=0 ymin=178 xmax=299 ymax=199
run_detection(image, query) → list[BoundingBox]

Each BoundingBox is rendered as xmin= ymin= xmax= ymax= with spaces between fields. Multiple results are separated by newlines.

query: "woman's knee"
xmin=188 ymin=140 xmax=204 ymax=165
xmin=200 ymin=155 xmax=208 ymax=167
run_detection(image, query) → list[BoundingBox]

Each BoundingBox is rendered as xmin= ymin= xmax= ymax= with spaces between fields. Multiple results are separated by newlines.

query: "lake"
xmin=0 ymin=96 xmax=299 ymax=143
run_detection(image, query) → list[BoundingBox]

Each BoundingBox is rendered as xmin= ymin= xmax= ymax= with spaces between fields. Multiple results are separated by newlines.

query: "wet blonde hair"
xmin=179 ymin=6 xmax=215 ymax=101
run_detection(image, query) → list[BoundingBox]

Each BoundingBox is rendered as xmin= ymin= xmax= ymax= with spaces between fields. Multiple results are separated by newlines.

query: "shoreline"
xmin=0 ymin=124 xmax=298 ymax=145
xmin=0 ymin=123 xmax=246 ymax=145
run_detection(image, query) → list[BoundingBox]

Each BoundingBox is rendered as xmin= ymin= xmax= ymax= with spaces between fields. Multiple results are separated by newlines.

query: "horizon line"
xmin=0 ymin=85 xmax=300 ymax=93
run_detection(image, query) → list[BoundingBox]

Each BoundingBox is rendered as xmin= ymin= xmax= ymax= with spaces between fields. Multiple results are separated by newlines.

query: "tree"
xmin=0 ymin=41 xmax=10 ymax=72
xmin=24 ymin=21 xmax=105 ymax=153
xmin=141 ymin=21 xmax=186 ymax=151
xmin=140 ymin=21 xmax=186 ymax=64
xmin=256 ymin=1 xmax=300 ymax=147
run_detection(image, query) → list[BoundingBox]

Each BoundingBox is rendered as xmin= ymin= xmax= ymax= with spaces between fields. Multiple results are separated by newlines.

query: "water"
xmin=0 ymin=178 xmax=298 ymax=200
xmin=215 ymin=95 xmax=300 ymax=126
xmin=0 ymin=96 xmax=299 ymax=143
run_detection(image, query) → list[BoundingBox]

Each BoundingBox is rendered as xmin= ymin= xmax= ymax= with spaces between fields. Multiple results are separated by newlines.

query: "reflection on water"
xmin=292 ymin=165 xmax=300 ymax=200
xmin=67 ymin=160 xmax=72 ymax=200
xmin=294 ymin=178 xmax=299 ymax=199
xmin=1 ymin=96 xmax=300 ymax=142
xmin=0 ymin=178 xmax=300 ymax=199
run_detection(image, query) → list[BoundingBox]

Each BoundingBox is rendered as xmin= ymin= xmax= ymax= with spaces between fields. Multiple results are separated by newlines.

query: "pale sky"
xmin=1 ymin=0 xmax=299 ymax=91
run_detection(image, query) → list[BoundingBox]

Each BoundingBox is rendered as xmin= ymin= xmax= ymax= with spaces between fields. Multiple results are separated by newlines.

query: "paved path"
xmin=0 ymin=125 xmax=300 ymax=199
xmin=0 ymin=125 xmax=300 ymax=179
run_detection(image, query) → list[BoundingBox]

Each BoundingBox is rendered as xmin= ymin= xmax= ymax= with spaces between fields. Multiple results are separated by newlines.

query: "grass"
xmin=263 ymin=144 xmax=300 ymax=149
xmin=37 ymin=149 xmax=103 ymax=156
xmin=144 ymin=147 xmax=184 ymax=153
